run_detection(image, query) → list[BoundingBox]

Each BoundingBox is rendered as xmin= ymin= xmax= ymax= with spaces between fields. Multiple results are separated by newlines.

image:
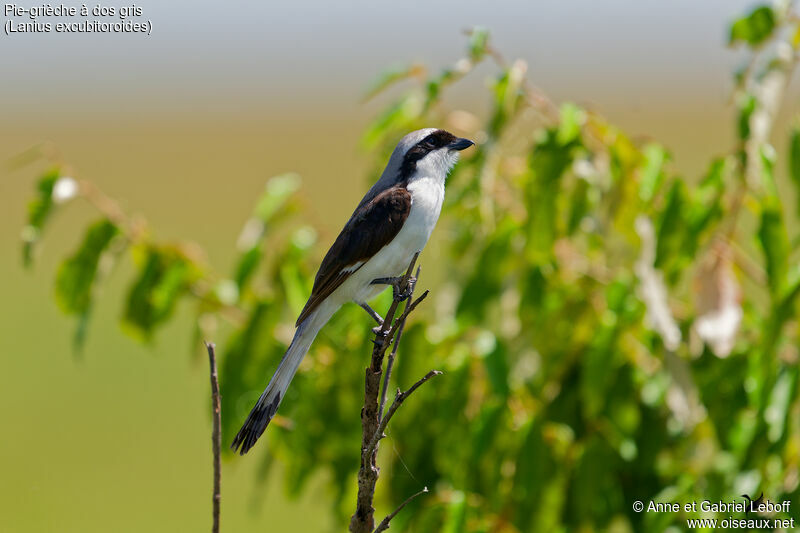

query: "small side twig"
xmin=367 ymin=370 xmax=442 ymax=458
xmin=373 ymin=487 xmax=429 ymax=533
xmin=204 ymin=341 xmax=222 ymax=533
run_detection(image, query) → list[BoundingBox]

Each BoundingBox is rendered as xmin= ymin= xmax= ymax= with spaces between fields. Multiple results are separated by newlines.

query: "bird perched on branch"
xmin=231 ymin=128 xmax=474 ymax=454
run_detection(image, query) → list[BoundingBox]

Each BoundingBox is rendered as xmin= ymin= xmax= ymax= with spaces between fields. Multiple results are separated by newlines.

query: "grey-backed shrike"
xmin=232 ymin=128 xmax=474 ymax=454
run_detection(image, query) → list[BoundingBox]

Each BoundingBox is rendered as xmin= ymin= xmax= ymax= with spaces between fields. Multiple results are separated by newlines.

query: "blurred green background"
xmin=3 ymin=1 xmax=800 ymax=532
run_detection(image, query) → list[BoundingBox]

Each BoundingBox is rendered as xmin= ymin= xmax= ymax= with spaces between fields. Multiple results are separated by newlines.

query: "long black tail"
xmin=230 ymin=312 xmax=320 ymax=455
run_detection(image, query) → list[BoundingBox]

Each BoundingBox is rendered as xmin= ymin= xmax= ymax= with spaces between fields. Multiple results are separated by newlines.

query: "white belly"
xmin=335 ymin=176 xmax=444 ymax=305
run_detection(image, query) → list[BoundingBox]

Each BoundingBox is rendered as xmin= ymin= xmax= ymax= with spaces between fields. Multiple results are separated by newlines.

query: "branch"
xmin=367 ymin=370 xmax=442 ymax=458
xmin=373 ymin=487 xmax=429 ymax=533
xmin=349 ymin=253 xmax=436 ymax=533
xmin=371 ymin=253 xmax=420 ymax=357
xmin=205 ymin=342 xmax=222 ymax=533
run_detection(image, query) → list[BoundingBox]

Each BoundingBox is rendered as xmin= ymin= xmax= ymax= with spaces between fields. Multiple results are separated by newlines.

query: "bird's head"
xmin=359 ymin=128 xmax=474 ymax=209
xmin=391 ymin=128 xmax=474 ymax=182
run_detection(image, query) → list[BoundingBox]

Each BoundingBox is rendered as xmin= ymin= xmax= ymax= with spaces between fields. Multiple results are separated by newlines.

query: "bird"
xmin=231 ymin=128 xmax=474 ymax=455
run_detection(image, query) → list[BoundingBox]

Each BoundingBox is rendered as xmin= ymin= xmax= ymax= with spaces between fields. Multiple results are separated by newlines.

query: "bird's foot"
xmin=371 ymin=275 xmax=417 ymax=302
xmin=371 ymin=326 xmax=389 ymax=346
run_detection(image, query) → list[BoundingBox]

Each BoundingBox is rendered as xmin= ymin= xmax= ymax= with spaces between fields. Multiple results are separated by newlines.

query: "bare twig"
xmin=78 ymin=179 xmax=138 ymax=237
xmin=373 ymin=487 xmax=429 ymax=533
xmin=367 ymin=370 xmax=442 ymax=458
xmin=204 ymin=342 xmax=222 ymax=533
xmin=349 ymin=253 xmax=435 ymax=533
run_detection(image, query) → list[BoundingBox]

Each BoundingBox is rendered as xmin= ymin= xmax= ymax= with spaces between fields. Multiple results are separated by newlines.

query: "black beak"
xmin=448 ymin=137 xmax=475 ymax=151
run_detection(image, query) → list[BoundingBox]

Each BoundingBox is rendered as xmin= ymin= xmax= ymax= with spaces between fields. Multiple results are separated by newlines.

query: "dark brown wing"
xmin=295 ymin=186 xmax=412 ymax=326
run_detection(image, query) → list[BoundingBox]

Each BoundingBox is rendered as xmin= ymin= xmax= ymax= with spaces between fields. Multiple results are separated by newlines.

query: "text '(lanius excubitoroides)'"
xmin=3 ymin=4 xmax=151 ymax=36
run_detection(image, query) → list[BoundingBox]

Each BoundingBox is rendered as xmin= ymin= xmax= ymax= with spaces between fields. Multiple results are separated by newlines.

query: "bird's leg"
xmin=360 ymin=303 xmax=389 ymax=345
xmin=370 ymin=275 xmax=417 ymax=302
xmin=360 ymin=302 xmax=385 ymax=333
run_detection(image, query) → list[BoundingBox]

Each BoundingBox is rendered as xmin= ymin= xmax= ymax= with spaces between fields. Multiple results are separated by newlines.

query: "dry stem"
xmin=205 ymin=342 xmax=222 ymax=533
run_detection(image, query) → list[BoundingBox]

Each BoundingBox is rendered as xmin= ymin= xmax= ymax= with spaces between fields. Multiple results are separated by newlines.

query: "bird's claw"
xmin=403 ymin=276 xmax=417 ymax=300
xmin=372 ymin=275 xmax=416 ymax=302
xmin=371 ymin=327 xmax=389 ymax=346
xmin=393 ymin=276 xmax=416 ymax=302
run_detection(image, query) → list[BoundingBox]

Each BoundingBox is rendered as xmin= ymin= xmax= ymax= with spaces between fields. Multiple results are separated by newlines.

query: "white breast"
xmin=403 ymin=175 xmax=445 ymax=248
xmin=339 ymin=176 xmax=445 ymax=305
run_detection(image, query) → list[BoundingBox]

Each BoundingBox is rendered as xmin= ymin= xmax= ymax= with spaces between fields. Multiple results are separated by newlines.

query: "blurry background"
xmin=2 ymin=1 xmax=798 ymax=531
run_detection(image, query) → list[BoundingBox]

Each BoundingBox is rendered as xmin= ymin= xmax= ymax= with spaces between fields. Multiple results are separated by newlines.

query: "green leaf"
xmin=557 ymin=103 xmax=585 ymax=146
xmin=54 ymin=219 xmax=120 ymax=350
xmin=361 ymin=94 xmax=423 ymax=148
xmin=737 ymin=93 xmax=757 ymax=141
xmin=468 ymin=402 xmax=505 ymax=481
xmin=511 ymin=419 xmax=553 ymax=530
xmin=730 ymin=6 xmax=776 ymax=47
xmin=655 ymin=180 xmax=687 ymax=269
xmin=424 ymin=78 xmax=443 ymax=109
xmin=233 ymin=174 xmax=301 ymax=291
xmin=638 ymin=144 xmax=669 ymax=203
xmin=789 ymin=128 xmax=800 ymax=210
xmin=758 ymin=201 xmax=789 ymax=296
xmin=580 ymin=280 xmax=629 ymax=418
xmin=570 ymin=437 xmax=622 ymax=524
xmin=55 ymin=219 xmax=119 ymax=315
xmin=219 ymin=301 xmax=283 ymax=441
xmin=525 ymin=129 xmax=579 ymax=261
xmin=279 ymin=260 xmax=309 ymax=317
xmin=253 ymin=174 xmax=301 ymax=223
xmin=566 ymin=178 xmax=590 ymax=235
xmin=442 ymin=491 xmax=467 ymax=533
xmin=123 ymin=247 xmax=197 ymax=339
xmin=760 ymin=144 xmax=778 ymax=197
xmin=468 ymin=27 xmax=490 ymax=62
xmin=483 ymin=340 xmax=510 ymax=398
xmin=233 ymin=244 xmax=262 ymax=290
xmin=21 ymin=168 xmax=60 ymax=267
xmin=684 ymin=158 xmax=726 ymax=253
xmin=487 ymin=61 xmax=528 ymax=137
xmin=779 ymin=264 xmax=800 ymax=313
xmin=765 ymin=367 xmax=797 ymax=443
xmin=457 ymin=221 xmax=514 ymax=322
xmin=362 ymin=64 xmax=423 ymax=101
xmin=695 ymin=157 xmax=726 ymax=202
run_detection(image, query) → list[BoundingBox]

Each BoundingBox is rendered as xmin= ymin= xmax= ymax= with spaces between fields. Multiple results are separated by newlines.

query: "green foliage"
xmin=758 ymin=200 xmax=789 ymax=296
xmin=19 ymin=3 xmax=800 ymax=532
xmin=233 ymin=173 xmax=301 ymax=292
xmin=123 ymin=246 xmax=200 ymax=340
xmin=362 ymin=64 xmax=425 ymax=101
xmin=790 ymin=127 xmax=800 ymax=210
xmin=55 ymin=219 xmax=120 ymax=315
xmin=55 ymin=219 xmax=120 ymax=348
xmin=468 ymin=27 xmax=489 ymax=62
xmin=22 ymin=167 xmax=60 ymax=267
xmin=729 ymin=6 xmax=776 ymax=47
